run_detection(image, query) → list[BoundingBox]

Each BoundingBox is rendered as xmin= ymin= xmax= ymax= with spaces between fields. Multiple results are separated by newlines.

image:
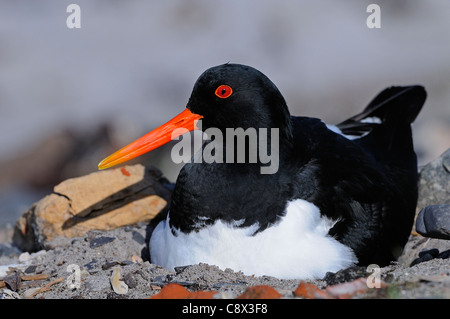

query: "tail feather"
xmin=336 ymin=86 xmax=426 ymax=138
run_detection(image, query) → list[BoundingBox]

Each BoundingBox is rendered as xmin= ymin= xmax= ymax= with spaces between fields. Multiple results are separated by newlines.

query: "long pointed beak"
xmin=98 ymin=108 xmax=203 ymax=170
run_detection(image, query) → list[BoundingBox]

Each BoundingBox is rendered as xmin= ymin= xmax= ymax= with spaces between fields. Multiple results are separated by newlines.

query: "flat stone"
xmin=12 ymin=164 xmax=172 ymax=251
xmin=131 ymin=231 xmax=145 ymax=245
xmin=3 ymin=271 xmax=21 ymax=291
xmin=89 ymin=236 xmax=115 ymax=249
xmin=416 ymin=205 xmax=450 ymax=240
xmin=418 ymin=248 xmax=440 ymax=258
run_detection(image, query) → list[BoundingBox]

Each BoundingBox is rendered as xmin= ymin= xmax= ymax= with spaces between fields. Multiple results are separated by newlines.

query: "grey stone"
xmin=416 ymin=148 xmax=450 ymax=213
xmin=398 ymin=148 xmax=450 ymax=266
xmin=89 ymin=236 xmax=115 ymax=249
xmin=416 ymin=205 xmax=450 ymax=240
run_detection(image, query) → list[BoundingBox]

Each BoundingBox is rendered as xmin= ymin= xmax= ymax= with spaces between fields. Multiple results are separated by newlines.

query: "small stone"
xmin=418 ymin=248 xmax=440 ymax=258
xmin=151 ymin=275 xmax=168 ymax=286
xmin=110 ymin=267 xmax=128 ymax=295
xmin=89 ymin=236 xmax=115 ymax=249
xmin=420 ymin=253 xmax=434 ymax=262
xmin=323 ymin=266 xmax=369 ymax=285
xmin=83 ymin=259 xmax=98 ymax=271
xmin=149 ymin=283 xmax=217 ymax=299
xmin=3 ymin=271 xmax=21 ymax=291
xmin=438 ymin=249 xmax=450 ymax=259
xmin=24 ymin=265 xmax=37 ymax=274
xmin=237 ymin=285 xmax=282 ymax=299
xmin=416 ymin=205 xmax=450 ymax=240
xmin=123 ymin=272 xmax=137 ymax=289
xmin=102 ymin=261 xmax=119 ymax=270
xmin=411 ymin=255 xmax=429 ymax=267
xmin=294 ymin=282 xmax=331 ymax=299
xmin=131 ymin=231 xmax=145 ymax=245
xmin=174 ymin=265 xmax=189 ymax=274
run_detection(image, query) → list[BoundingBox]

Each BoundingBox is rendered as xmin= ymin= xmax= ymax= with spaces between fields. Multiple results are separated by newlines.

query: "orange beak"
xmin=98 ymin=108 xmax=203 ymax=170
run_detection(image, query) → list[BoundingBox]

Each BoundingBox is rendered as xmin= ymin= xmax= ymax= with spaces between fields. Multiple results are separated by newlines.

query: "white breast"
xmin=149 ymin=199 xmax=357 ymax=280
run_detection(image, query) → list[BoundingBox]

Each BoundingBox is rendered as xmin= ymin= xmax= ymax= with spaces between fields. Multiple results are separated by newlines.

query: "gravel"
xmin=1 ymin=222 xmax=449 ymax=299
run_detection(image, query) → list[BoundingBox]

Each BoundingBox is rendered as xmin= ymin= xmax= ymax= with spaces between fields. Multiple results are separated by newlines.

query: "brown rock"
xmin=236 ymin=285 xmax=282 ymax=299
xmin=293 ymin=281 xmax=331 ymax=299
xmin=324 ymin=277 xmax=380 ymax=299
xmin=13 ymin=164 xmax=172 ymax=251
xmin=149 ymin=283 xmax=217 ymax=299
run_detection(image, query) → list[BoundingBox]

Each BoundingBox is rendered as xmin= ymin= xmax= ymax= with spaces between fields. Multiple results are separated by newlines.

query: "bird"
xmin=98 ymin=63 xmax=426 ymax=279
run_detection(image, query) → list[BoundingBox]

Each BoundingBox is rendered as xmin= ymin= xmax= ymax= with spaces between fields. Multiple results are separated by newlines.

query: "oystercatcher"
xmin=99 ymin=64 xmax=426 ymax=279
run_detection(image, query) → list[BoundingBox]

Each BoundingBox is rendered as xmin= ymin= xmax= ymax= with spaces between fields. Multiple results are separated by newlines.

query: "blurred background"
xmin=0 ymin=0 xmax=449 ymax=230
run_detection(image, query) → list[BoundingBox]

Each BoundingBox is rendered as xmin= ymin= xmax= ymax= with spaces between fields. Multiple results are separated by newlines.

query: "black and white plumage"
xmin=100 ymin=63 xmax=427 ymax=279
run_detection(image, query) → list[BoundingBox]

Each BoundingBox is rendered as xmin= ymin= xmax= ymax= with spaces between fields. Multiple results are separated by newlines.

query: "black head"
xmin=187 ymin=63 xmax=293 ymax=140
xmin=98 ymin=63 xmax=293 ymax=170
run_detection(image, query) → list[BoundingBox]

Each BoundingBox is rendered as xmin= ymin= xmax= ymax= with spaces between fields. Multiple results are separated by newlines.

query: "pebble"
xmin=83 ymin=259 xmax=98 ymax=271
xmin=236 ymin=285 xmax=282 ymax=299
xmin=151 ymin=275 xmax=169 ymax=286
xmin=102 ymin=261 xmax=120 ymax=270
xmin=24 ymin=265 xmax=37 ymax=274
xmin=3 ymin=271 xmax=21 ymax=291
xmin=416 ymin=204 xmax=450 ymax=240
xmin=0 ymin=288 xmax=20 ymax=299
xmin=294 ymin=282 xmax=330 ymax=299
xmin=174 ymin=265 xmax=189 ymax=274
xmin=89 ymin=236 xmax=116 ymax=249
xmin=438 ymin=249 xmax=450 ymax=259
xmin=418 ymin=248 xmax=440 ymax=258
xmin=323 ymin=266 xmax=369 ymax=285
xmin=131 ymin=231 xmax=145 ymax=245
xmin=120 ymin=260 xmax=133 ymax=266
xmin=149 ymin=283 xmax=217 ymax=299
xmin=411 ymin=248 xmax=450 ymax=266
xmin=123 ymin=272 xmax=137 ymax=289
xmin=110 ymin=267 xmax=128 ymax=295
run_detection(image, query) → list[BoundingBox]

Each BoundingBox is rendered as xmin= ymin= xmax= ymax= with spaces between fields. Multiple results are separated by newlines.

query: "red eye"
xmin=215 ymin=85 xmax=233 ymax=99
